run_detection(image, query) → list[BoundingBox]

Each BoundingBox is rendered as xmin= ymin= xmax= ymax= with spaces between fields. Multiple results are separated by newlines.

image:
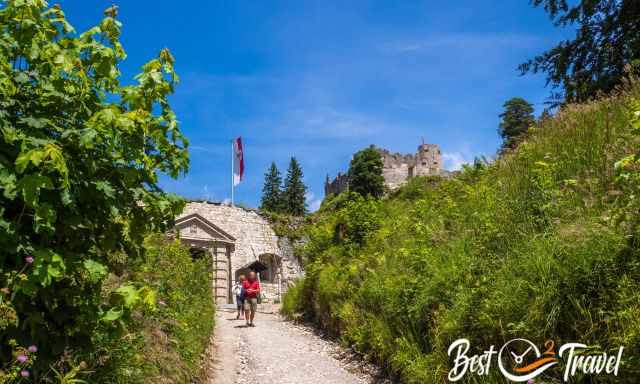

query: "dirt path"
xmin=207 ymin=308 xmax=383 ymax=384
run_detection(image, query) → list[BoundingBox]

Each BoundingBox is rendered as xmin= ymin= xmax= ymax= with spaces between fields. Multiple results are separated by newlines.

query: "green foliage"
xmin=88 ymin=235 xmax=215 ymax=383
xmin=498 ymin=97 xmax=535 ymax=149
xmin=260 ymin=162 xmax=283 ymax=212
xmin=522 ymin=0 xmax=640 ymax=104
xmin=281 ymin=278 xmax=305 ymax=317
xmin=334 ymin=193 xmax=381 ymax=246
xmin=348 ymin=147 xmax=385 ymax=198
xmin=0 ymin=0 xmax=188 ymax=376
xmin=613 ymin=97 xmax=640 ymax=237
xmin=282 ymin=157 xmax=307 ymax=216
xmin=283 ymin=79 xmax=640 ymax=383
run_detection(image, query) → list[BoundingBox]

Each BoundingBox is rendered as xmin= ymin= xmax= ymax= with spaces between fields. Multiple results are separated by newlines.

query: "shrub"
xmin=88 ymin=235 xmax=215 ymax=383
xmin=0 ymin=0 xmax=188 ymax=377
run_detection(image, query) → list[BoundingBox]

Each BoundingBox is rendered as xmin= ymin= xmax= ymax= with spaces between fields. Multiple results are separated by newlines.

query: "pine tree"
xmin=282 ymin=157 xmax=307 ymax=216
xmin=348 ymin=147 xmax=385 ymax=198
xmin=498 ymin=97 xmax=535 ymax=150
xmin=260 ymin=162 xmax=283 ymax=212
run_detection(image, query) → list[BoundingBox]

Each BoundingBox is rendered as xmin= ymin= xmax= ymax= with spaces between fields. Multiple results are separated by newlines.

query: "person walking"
xmin=242 ymin=271 xmax=260 ymax=327
xmin=234 ymin=275 xmax=246 ymax=320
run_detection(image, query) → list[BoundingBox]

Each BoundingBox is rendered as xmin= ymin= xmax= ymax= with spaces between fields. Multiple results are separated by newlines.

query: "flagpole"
xmin=231 ymin=139 xmax=234 ymax=207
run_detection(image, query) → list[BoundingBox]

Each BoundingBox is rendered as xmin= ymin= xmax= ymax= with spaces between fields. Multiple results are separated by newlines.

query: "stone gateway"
xmin=171 ymin=201 xmax=303 ymax=304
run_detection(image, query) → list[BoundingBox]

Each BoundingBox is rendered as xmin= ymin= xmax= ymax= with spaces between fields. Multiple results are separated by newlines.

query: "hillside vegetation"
xmin=87 ymin=235 xmax=215 ymax=383
xmin=282 ymin=79 xmax=640 ymax=383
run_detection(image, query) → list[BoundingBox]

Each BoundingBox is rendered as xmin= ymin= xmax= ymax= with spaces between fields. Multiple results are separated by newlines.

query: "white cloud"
xmin=201 ymin=185 xmax=211 ymax=201
xmin=267 ymin=106 xmax=389 ymax=140
xmin=305 ymin=191 xmax=322 ymax=212
xmin=190 ymin=144 xmax=227 ymax=155
xmin=442 ymin=151 xmax=474 ymax=171
xmin=381 ymin=33 xmax=542 ymax=54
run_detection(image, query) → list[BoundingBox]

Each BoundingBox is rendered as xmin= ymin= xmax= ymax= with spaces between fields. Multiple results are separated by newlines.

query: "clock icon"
xmin=498 ymin=339 xmax=558 ymax=382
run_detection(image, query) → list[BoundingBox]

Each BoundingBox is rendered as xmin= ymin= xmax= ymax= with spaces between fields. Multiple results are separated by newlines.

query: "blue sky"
xmin=58 ymin=1 xmax=572 ymax=211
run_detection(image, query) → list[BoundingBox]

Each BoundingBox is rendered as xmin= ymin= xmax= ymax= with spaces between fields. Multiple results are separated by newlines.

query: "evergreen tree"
xmin=260 ymin=162 xmax=283 ymax=212
xmin=498 ymin=97 xmax=535 ymax=150
xmin=538 ymin=109 xmax=553 ymax=124
xmin=348 ymin=147 xmax=385 ymax=198
xmin=282 ymin=157 xmax=307 ymax=215
xmin=521 ymin=0 xmax=640 ymax=104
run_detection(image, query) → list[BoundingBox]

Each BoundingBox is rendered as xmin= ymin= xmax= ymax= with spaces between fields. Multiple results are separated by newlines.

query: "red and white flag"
xmin=233 ymin=137 xmax=244 ymax=186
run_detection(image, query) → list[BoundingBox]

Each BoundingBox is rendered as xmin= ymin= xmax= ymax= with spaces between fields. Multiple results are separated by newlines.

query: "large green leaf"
xmin=17 ymin=174 xmax=53 ymax=208
xmin=15 ymin=148 xmax=46 ymax=173
xmin=101 ymin=307 xmax=123 ymax=322
xmin=34 ymin=202 xmax=56 ymax=234
xmin=31 ymin=249 xmax=67 ymax=287
xmin=0 ymin=168 xmax=17 ymax=199
xmin=114 ymin=284 xmax=140 ymax=309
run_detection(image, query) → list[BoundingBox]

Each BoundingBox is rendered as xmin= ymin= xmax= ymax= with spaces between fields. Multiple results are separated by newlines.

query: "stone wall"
xmin=324 ymin=172 xmax=349 ymax=197
xmin=376 ymin=147 xmax=419 ymax=190
xmin=413 ymin=143 xmax=442 ymax=177
xmin=177 ymin=202 xmax=303 ymax=303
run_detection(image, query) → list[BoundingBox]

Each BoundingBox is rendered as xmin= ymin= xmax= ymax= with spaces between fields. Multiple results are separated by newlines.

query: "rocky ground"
xmin=206 ymin=308 xmax=392 ymax=384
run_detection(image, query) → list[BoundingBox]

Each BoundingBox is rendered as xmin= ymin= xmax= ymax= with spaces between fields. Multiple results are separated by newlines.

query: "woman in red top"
xmin=242 ymin=271 xmax=260 ymax=326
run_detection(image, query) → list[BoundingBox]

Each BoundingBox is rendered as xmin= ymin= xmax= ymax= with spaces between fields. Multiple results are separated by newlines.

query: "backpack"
xmin=235 ymin=283 xmax=246 ymax=300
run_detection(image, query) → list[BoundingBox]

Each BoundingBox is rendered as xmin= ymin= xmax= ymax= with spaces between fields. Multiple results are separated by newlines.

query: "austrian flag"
xmin=233 ymin=137 xmax=244 ymax=186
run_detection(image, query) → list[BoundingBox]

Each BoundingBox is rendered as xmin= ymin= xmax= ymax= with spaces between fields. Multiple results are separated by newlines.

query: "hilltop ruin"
xmin=325 ymin=142 xmax=448 ymax=196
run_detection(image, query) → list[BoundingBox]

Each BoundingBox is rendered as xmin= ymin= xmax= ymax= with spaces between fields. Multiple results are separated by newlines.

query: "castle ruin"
xmin=325 ymin=142 xmax=446 ymax=196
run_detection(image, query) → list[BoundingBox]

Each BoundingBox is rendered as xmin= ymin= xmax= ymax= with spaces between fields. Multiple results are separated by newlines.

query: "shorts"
xmin=243 ymin=297 xmax=258 ymax=312
xmin=236 ymin=296 xmax=244 ymax=309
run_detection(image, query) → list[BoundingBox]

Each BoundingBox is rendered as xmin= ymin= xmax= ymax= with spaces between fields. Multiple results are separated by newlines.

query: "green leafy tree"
xmin=498 ymin=97 xmax=535 ymax=150
xmin=521 ymin=0 xmax=640 ymax=104
xmin=0 ymin=0 xmax=188 ymax=369
xmin=282 ymin=157 xmax=307 ymax=216
xmin=260 ymin=162 xmax=283 ymax=212
xmin=334 ymin=193 xmax=381 ymax=245
xmin=348 ymin=147 xmax=385 ymax=198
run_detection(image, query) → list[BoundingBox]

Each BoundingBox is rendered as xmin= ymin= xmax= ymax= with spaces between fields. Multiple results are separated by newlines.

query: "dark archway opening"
xmin=189 ymin=247 xmax=206 ymax=260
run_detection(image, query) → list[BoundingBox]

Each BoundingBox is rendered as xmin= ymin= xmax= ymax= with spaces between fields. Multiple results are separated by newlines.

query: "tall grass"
xmin=88 ymin=235 xmax=215 ymax=383
xmin=282 ymin=79 xmax=640 ymax=383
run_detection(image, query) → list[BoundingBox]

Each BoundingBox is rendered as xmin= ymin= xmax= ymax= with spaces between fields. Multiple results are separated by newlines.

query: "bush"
xmin=0 ymin=0 xmax=189 ymax=377
xmin=88 ymin=235 xmax=215 ymax=383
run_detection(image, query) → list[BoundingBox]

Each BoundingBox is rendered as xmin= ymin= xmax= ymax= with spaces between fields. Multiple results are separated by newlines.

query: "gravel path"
xmin=207 ymin=308 xmax=384 ymax=384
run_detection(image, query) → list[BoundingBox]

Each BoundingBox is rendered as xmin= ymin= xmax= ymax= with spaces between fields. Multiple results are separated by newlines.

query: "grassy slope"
xmin=88 ymin=236 xmax=215 ymax=383
xmin=282 ymin=80 xmax=640 ymax=383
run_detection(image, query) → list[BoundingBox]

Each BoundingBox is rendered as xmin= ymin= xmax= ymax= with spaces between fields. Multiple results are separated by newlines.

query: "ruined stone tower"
xmin=412 ymin=143 xmax=442 ymax=178
xmin=325 ymin=141 xmax=446 ymax=196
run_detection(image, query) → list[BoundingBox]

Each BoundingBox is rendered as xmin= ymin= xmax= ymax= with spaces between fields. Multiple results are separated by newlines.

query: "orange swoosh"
xmin=514 ymin=357 xmax=558 ymax=373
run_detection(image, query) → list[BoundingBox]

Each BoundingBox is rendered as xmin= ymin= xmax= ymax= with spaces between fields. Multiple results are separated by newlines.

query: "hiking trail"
xmin=206 ymin=308 xmax=388 ymax=384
